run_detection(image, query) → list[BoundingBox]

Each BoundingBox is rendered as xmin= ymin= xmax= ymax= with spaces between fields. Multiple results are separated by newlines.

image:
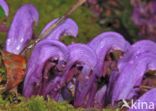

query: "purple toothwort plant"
xmin=5 ymin=4 xmax=39 ymax=54
xmin=13 ymin=3 xmax=155 ymax=109
xmin=0 ymin=0 xmax=9 ymax=16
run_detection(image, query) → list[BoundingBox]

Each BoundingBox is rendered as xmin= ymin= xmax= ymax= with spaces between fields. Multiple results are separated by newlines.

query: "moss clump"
xmin=1 ymin=96 xmax=117 ymax=111
xmin=0 ymin=96 xmax=121 ymax=111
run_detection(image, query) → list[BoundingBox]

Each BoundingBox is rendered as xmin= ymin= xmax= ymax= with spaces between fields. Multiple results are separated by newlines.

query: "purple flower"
xmin=88 ymin=31 xmax=130 ymax=77
xmin=0 ymin=0 xmax=9 ymax=16
xmin=58 ymin=43 xmax=97 ymax=107
xmin=5 ymin=4 xmax=39 ymax=54
xmin=111 ymin=40 xmax=156 ymax=104
xmin=23 ymin=39 xmax=69 ymax=97
xmin=129 ymin=88 xmax=156 ymax=111
xmin=41 ymin=18 xmax=78 ymax=40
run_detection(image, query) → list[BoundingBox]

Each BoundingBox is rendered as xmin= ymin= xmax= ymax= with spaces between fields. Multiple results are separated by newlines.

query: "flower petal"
xmin=41 ymin=18 xmax=78 ymax=40
xmin=5 ymin=4 xmax=39 ymax=54
xmin=88 ymin=32 xmax=130 ymax=77
xmin=119 ymin=40 xmax=156 ymax=71
xmin=68 ymin=44 xmax=97 ymax=68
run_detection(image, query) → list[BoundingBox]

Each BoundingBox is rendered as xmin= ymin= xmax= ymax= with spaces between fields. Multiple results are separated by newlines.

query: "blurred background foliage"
xmin=0 ymin=0 xmax=103 ymax=46
xmin=0 ymin=0 xmax=139 ymax=46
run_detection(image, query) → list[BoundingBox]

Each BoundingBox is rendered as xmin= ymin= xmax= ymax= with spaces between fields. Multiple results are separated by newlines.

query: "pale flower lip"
xmin=23 ymin=39 xmax=69 ymax=97
xmin=5 ymin=4 xmax=39 ymax=54
xmin=0 ymin=0 xmax=9 ymax=16
xmin=41 ymin=18 xmax=78 ymax=40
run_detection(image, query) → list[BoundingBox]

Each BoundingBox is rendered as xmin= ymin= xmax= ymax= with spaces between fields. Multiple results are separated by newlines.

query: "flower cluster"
xmin=1 ymin=2 xmax=156 ymax=110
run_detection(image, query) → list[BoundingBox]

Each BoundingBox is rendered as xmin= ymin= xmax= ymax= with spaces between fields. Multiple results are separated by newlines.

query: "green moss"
xmin=0 ymin=96 xmax=111 ymax=111
xmin=28 ymin=97 xmax=47 ymax=111
xmin=0 ymin=95 xmax=121 ymax=111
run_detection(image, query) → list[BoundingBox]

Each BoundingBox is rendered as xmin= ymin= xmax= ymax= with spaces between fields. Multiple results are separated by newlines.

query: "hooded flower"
xmin=40 ymin=18 xmax=78 ymax=40
xmin=111 ymin=40 xmax=156 ymax=104
xmin=68 ymin=44 xmax=97 ymax=107
xmin=50 ymin=43 xmax=97 ymax=107
xmin=23 ymin=39 xmax=69 ymax=97
xmin=5 ymin=4 xmax=39 ymax=54
xmin=88 ymin=31 xmax=130 ymax=77
xmin=0 ymin=0 xmax=9 ymax=16
xmin=118 ymin=40 xmax=156 ymax=70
